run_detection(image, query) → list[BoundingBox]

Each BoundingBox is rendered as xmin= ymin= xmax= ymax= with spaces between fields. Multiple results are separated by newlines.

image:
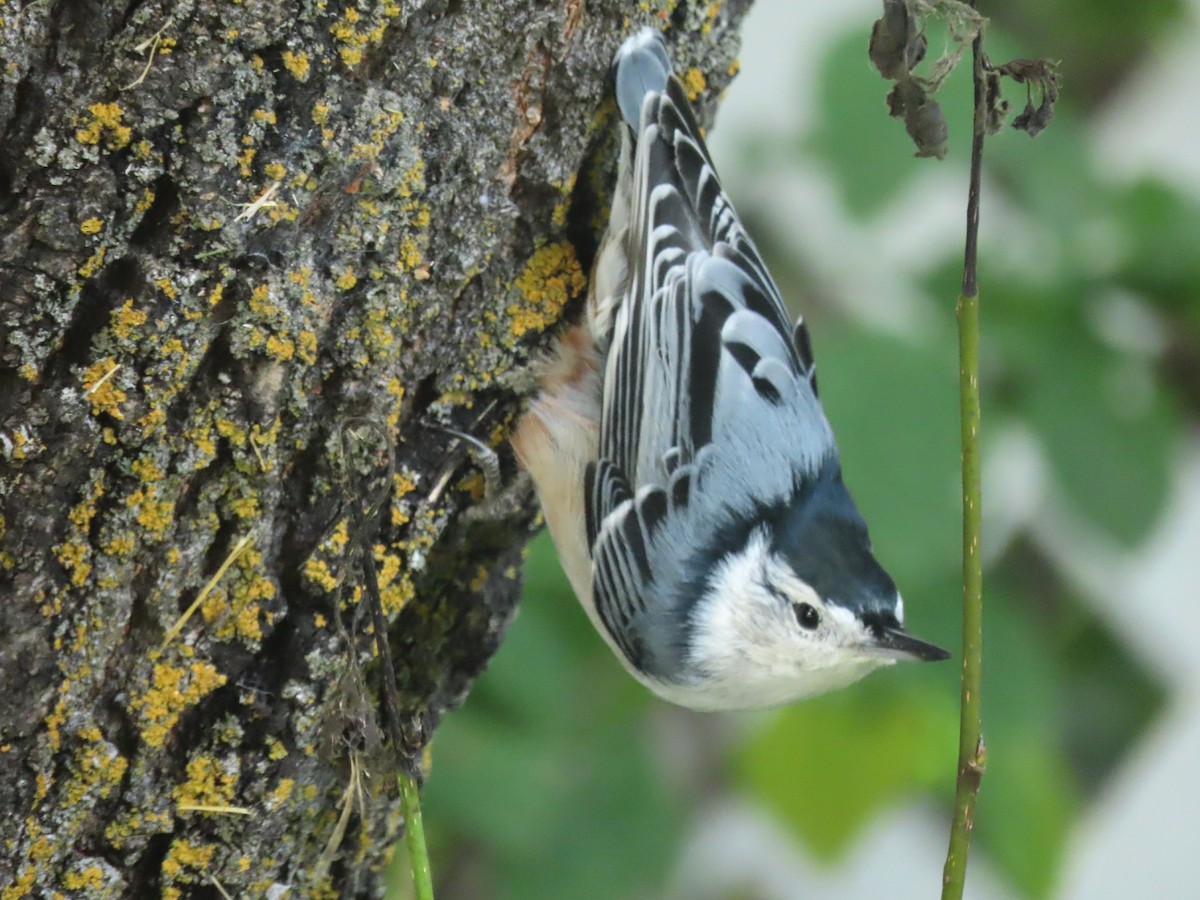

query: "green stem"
xmin=941 ymin=15 xmax=988 ymax=900
xmin=942 ymin=288 xmax=986 ymax=899
xmin=399 ymin=770 xmax=435 ymax=900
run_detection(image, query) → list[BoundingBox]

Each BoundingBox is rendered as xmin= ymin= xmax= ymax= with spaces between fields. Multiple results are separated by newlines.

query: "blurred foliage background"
xmin=389 ymin=1 xmax=1198 ymax=897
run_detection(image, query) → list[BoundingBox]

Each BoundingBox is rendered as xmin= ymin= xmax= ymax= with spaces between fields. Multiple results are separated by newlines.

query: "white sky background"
xmin=684 ymin=1 xmax=1200 ymax=897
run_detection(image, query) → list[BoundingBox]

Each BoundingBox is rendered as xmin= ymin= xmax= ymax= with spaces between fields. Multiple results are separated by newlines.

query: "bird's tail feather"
xmin=613 ymin=29 xmax=672 ymax=130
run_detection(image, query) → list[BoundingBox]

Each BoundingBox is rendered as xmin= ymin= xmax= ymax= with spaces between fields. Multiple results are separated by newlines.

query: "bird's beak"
xmin=867 ymin=626 xmax=951 ymax=663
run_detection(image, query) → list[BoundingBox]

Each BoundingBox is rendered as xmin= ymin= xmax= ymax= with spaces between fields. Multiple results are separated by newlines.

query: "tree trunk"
xmin=0 ymin=0 xmax=748 ymax=895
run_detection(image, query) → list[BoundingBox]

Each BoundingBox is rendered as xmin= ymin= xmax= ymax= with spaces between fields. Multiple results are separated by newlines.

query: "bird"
xmin=512 ymin=28 xmax=948 ymax=711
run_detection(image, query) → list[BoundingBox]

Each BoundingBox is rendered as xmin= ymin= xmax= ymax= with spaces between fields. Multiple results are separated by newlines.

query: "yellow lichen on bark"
xmin=75 ymin=102 xmax=132 ymax=149
xmin=131 ymin=662 xmax=227 ymax=748
xmin=508 ymin=242 xmax=587 ymax=338
xmin=81 ymin=359 xmax=126 ymax=419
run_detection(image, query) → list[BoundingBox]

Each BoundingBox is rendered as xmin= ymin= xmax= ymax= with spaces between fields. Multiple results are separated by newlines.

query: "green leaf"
xmin=816 ymin=328 xmax=962 ymax=594
xmin=923 ymin=256 xmax=1182 ymax=547
xmin=974 ymin=733 xmax=1077 ymax=899
xmin=1115 ymin=179 xmax=1200 ymax=320
xmin=735 ymin=682 xmax=958 ymax=860
xmin=990 ymin=541 xmax=1168 ymax=784
xmin=1013 ymin=325 xmax=1175 ymax=544
xmin=962 ymin=569 xmax=1162 ymax=896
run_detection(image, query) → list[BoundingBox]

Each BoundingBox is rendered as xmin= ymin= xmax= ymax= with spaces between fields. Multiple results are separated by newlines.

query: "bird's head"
xmin=678 ymin=462 xmax=947 ymax=711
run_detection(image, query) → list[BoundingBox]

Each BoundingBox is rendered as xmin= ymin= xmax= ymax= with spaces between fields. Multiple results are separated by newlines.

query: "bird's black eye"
xmin=794 ymin=602 xmax=820 ymax=630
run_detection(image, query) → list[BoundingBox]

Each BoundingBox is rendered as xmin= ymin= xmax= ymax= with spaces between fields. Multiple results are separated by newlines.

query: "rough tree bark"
xmin=0 ymin=0 xmax=748 ymax=895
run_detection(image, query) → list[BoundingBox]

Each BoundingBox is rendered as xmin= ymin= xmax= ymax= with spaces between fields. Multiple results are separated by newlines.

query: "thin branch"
xmin=941 ymin=9 xmax=988 ymax=899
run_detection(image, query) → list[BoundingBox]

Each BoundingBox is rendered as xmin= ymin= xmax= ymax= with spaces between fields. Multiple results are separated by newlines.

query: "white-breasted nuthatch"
xmin=513 ymin=29 xmax=949 ymax=711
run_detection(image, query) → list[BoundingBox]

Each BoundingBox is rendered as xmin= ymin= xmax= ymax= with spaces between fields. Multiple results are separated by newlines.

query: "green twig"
xmin=941 ymin=11 xmax=988 ymax=900
xmin=399 ymin=770 xmax=435 ymax=900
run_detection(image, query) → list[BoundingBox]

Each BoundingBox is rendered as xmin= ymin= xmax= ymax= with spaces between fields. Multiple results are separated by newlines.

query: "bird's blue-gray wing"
xmin=588 ymin=53 xmax=830 ymax=679
xmin=600 ymin=76 xmax=819 ymax=486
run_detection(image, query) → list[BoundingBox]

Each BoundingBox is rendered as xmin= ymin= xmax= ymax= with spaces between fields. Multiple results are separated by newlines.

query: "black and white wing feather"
xmin=585 ymin=33 xmax=833 ymax=681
